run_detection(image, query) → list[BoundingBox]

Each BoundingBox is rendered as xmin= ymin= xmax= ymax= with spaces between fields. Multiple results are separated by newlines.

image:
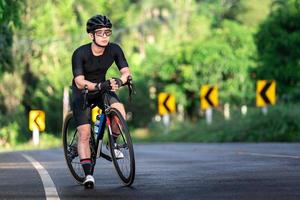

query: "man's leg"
xmin=72 ymin=85 xmax=94 ymax=188
xmin=77 ymin=125 xmax=91 ymax=157
xmin=111 ymin=102 xmax=126 ymax=135
xmin=110 ymin=102 xmax=126 ymax=158
xmin=77 ymin=124 xmax=94 ymax=188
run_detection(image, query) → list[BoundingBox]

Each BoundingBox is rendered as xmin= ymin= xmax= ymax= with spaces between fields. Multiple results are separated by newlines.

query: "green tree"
xmin=0 ymin=0 xmax=24 ymax=75
xmin=255 ymin=0 xmax=300 ymax=102
xmin=0 ymin=0 xmax=285 ymax=145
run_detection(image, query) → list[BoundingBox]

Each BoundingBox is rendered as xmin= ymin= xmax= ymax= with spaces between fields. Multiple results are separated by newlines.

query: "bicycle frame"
xmin=63 ymin=76 xmax=136 ymax=185
xmin=81 ymin=76 xmax=135 ymax=165
xmin=91 ymin=92 xmax=114 ymax=162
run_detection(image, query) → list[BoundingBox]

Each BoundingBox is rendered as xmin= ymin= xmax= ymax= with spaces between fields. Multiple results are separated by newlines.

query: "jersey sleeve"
xmin=72 ymin=48 xmax=84 ymax=77
xmin=113 ymin=44 xmax=129 ymax=70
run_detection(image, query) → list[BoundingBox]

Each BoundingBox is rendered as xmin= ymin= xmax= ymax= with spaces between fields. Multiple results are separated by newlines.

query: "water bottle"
xmin=95 ymin=113 xmax=105 ymax=158
xmin=94 ymin=114 xmax=101 ymax=135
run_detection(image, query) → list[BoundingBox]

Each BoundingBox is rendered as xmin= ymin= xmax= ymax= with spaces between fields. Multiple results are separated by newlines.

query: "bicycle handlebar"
xmin=81 ymin=76 xmax=136 ymax=110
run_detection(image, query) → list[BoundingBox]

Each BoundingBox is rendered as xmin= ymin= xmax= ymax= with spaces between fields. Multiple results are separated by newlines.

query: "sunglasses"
xmin=94 ymin=29 xmax=112 ymax=37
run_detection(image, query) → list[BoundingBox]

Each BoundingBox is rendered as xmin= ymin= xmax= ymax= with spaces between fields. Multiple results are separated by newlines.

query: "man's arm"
xmin=113 ymin=43 xmax=130 ymax=85
xmin=75 ymin=75 xmax=114 ymax=91
xmin=120 ymin=67 xmax=131 ymax=84
xmin=110 ymin=67 xmax=131 ymax=91
xmin=74 ymin=75 xmax=98 ymax=90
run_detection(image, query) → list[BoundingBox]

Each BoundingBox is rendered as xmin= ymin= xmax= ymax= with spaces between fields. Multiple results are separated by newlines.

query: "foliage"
xmin=0 ymin=0 xmax=299 ymax=146
xmin=0 ymin=122 xmax=19 ymax=147
xmin=255 ymin=0 xmax=300 ymax=102
xmin=0 ymin=0 xmax=24 ymax=75
xmin=139 ymin=104 xmax=300 ymax=142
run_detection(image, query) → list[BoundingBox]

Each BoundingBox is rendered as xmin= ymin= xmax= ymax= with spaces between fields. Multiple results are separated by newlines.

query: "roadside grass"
xmin=132 ymin=103 xmax=300 ymax=143
xmin=1 ymin=103 xmax=300 ymax=151
xmin=0 ymin=133 xmax=61 ymax=152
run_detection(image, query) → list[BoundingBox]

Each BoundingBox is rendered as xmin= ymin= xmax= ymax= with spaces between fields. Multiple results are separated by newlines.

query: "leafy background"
xmin=0 ymin=0 xmax=300 ymax=147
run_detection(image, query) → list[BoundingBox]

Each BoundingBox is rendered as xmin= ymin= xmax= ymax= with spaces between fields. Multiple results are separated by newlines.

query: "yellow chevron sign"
xmin=91 ymin=106 xmax=102 ymax=122
xmin=256 ymin=80 xmax=276 ymax=107
xmin=29 ymin=110 xmax=45 ymax=132
xmin=200 ymin=85 xmax=218 ymax=110
xmin=158 ymin=93 xmax=176 ymax=115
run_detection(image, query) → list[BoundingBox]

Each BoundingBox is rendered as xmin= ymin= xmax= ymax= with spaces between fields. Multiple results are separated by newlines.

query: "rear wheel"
xmin=107 ymin=108 xmax=135 ymax=186
xmin=62 ymin=112 xmax=95 ymax=184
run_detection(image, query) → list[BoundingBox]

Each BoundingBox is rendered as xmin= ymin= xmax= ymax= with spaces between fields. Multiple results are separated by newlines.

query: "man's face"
xmin=90 ymin=28 xmax=112 ymax=46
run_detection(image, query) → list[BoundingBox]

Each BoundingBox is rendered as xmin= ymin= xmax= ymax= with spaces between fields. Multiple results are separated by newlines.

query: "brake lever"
xmin=127 ymin=76 xmax=136 ymax=102
xmin=128 ymin=84 xmax=133 ymax=102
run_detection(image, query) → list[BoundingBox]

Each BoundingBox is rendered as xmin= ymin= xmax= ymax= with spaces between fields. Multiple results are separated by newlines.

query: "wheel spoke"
xmin=63 ymin=113 xmax=85 ymax=183
xmin=109 ymin=109 xmax=135 ymax=185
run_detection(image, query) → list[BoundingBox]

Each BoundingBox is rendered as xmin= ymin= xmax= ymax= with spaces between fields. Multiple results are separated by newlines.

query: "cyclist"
xmin=71 ymin=14 xmax=131 ymax=188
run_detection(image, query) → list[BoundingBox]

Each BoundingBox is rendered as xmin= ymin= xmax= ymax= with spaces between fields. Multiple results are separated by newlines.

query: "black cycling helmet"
xmin=86 ymin=15 xmax=112 ymax=33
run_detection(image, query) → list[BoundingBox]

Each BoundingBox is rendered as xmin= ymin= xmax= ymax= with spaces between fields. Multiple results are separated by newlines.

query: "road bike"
xmin=62 ymin=77 xmax=135 ymax=186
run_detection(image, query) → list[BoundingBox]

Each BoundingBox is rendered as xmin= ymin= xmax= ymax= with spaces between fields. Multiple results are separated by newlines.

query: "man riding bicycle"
xmin=71 ymin=14 xmax=131 ymax=188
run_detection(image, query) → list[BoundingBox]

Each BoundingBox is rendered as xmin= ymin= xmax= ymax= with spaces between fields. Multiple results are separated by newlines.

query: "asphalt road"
xmin=0 ymin=143 xmax=300 ymax=200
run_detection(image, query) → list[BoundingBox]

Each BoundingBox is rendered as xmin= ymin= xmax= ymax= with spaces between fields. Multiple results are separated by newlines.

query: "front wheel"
xmin=107 ymin=108 xmax=135 ymax=186
xmin=62 ymin=112 xmax=96 ymax=184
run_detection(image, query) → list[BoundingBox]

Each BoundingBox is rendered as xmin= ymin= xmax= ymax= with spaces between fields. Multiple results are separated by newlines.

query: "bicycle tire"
xmin=62 ymin=112 xmax=85 ymax=184
xmin=107 ymin=108 xmax=135 ymax=186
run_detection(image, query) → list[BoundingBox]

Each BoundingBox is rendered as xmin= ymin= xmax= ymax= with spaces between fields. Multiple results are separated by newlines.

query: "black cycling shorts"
xmin=72 ymin=85 xmax=121 ymax=127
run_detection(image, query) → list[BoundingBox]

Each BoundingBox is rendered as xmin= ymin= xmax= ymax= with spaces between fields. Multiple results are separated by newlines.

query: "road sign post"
xmin=158 ymin=93 xmax=176 ymax=116
xmin=262 ymin=106 xmax=268 ymax=115
xmin=224 ymin=103 xmax=230 ymax=120
xmin=241 ymin=105 xmax=247 ymax=116
xmin=205 ymin=108 xmax=213 ymax=124
xmin=158 ymin=93 xmax=176 ymax=129
xmin=33 ymin=128 xmax=39 ymax=145
xmin=29 ymin=110 xmax=45 ymax=145
xmin=256 ymin=80 xmax=276 ymax=115
xmin=200 ymin=85 xmax=218 ymax=124
xmin=162 ymin=114 xmax=170 ymax=133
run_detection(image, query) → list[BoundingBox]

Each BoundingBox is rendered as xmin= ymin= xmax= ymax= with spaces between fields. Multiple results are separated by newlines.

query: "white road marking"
xmin=22 ymin=154 xmax=60 ymax=200
xmin=237 ymin=151 xmax=300 ymax=159
xmin=0 ymin=162 xmax=32 ymax=169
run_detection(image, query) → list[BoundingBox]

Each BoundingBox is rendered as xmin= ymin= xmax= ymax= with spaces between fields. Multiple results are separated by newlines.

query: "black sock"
xmin=80 ymin=158 xmax=92 ymax=176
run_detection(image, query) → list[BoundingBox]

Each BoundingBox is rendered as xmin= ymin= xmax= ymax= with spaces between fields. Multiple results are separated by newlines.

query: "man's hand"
xmin=111 ymin=78 xmax=123 ymax=91
xmin=97 ymin=80 xmax=112 ymax=91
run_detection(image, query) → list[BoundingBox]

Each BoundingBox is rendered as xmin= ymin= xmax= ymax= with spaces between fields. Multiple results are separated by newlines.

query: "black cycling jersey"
xmin=72 ymin=42 xmax=128 ymax=84
xmin=71 ymin=42 xmax=128 ymax=126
